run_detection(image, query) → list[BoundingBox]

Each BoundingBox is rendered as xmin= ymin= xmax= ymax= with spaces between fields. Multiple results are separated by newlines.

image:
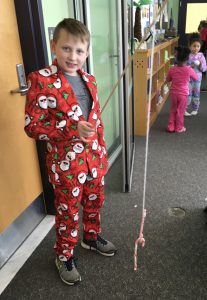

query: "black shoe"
xmin=81 ymin=235 xmax=117 ymax=257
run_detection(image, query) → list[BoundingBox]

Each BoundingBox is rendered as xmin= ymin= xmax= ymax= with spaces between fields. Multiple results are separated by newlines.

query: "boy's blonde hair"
xmin=53 ymin=18 xmax=90 ymax=47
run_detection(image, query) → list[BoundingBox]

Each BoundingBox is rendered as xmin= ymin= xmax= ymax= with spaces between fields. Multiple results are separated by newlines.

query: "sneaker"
xmin=184 ymin=111 xmax=191 ymax=117
xmin=55 ymin=256 xmax=81 ymax=285
xmin=166 ymin=127 xmax=174 ymax=133
xmin=176 ymin=127 xmax=186 ymax=133
xmin=191 ymin=110 xmax=198 ymax=116
xmin=203 ymin=206 xmax=207 ymax=213
xmin=81 ymin=235 xmax=117 ymax=257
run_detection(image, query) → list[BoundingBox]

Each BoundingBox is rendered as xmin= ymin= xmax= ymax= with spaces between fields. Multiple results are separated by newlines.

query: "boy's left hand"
xmin=78 ymin=121 xmax=96 ymax=143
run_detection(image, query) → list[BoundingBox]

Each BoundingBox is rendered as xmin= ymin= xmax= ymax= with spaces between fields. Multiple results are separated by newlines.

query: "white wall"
xmin=185 ymin=3 xmax=207 ymax=33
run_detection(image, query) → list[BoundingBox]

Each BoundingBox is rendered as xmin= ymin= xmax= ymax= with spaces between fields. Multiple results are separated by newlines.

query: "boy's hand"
xmin=78 ymin=121 xmax=96 ymax=143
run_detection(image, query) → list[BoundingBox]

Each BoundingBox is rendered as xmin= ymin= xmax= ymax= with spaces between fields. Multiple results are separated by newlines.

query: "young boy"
xmin=25 ymin=18 xmax=116 ymax=285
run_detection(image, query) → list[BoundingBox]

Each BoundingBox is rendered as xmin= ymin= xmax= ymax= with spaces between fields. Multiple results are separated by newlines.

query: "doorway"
xmin=178 ymin=0 xmax=207 ymax=45
xmin=14 ymin=0 xmax=135 ymax=206
xmin=0 ymin=0 xmax=45 ymax=268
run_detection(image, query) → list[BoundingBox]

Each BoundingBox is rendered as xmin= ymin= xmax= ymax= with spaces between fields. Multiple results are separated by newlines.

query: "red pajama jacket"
xmin=25 ymin=60 xmax=108 ymax=259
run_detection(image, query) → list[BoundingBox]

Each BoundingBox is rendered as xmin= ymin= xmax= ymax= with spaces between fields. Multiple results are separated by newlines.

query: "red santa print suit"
xmin=25 ymin=60 xmax=108 ymax=261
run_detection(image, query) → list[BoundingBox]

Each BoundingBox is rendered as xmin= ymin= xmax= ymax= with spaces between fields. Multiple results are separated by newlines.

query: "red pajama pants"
xmin=167 ymin=93 xmax=187 ymax=132
xmin=53 ymin=175 xmax=105 ymax=261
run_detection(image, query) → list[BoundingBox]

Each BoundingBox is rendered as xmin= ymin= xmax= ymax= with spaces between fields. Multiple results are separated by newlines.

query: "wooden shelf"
xmin=134 ymin=37 xmax=178 ymax=136
xmin=147 ymin=63 xmax=165 ymax=80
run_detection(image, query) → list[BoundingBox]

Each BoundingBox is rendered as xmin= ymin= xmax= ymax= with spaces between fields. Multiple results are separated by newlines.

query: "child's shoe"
xmin=184 ymin=111 xmax=191 ymax=116
xmin=176 ymin=127 xmax=186 ymax=133
xmin=55 ymin=256 xmax=81 ymax=285
xmin=166 ymin=127 xmax=174 ymax=133
xmin=81 ymin=235 xmax=117 ymax=257
xmin=191 ymin=110 xmax=198 ymax=116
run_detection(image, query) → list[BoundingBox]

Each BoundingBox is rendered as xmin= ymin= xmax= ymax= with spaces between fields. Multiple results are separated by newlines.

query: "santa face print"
xmin=72 ymin=187 xmax=80 ymax=197
xmin=96 ymin=119 xmax=101 ymax=128
xmin=72 ymin=105 xmax=82 ymax=117
xmin=53 ymin=78 xmax=62 ymax=89
xmin=102 ymin=146 xmax=106 ymax=154
xmin=47 ymin=142 xmax=53 ymax=152
xmin=62 ymin=243 xmax=69 ymax=249
xmin=47 ymin=95 xmax=57 ymax=108
xmin=92 ymin=112 xmax=97 ymax=120
xmin=56 ymin=120 xmax=66 ymax=129
xmin=73 ymin=213 xmax=79 ymax=221
xmin=70 ymin=229 xmax=78 ymax=238
xmin=88 ymin=229 xmax=97 ymax=234
xmin=101 ymin=176 xmax=105 ymax=186
xmin=55 ymin=172 xmax=59 ymax=182
xmin=38 ymin=94 xmax=47 ymax=109
xmin=39 ymin=134 xmax=49 ymax=140
xmin=82 ymin=74 xmax=89 ymax=82
xmin=78 ymin=172 xmax=87 ymax=184
xmin=25 ymin=114 xmax=31 ymax=126
xmin=57 ymin=203 xmax=68 ymax=215
xmin=73 ymin=143 xmax=84 ymax=154
xmin=51 ymin=164 xmax=56 ymax=173
xmin=88 ymin=193 xmax=97 ymax=201
xmin=59 ymin=255 xmax=67 ymax=262
xmin=92 ymin=139 xmax=98 ymax=151
xmin=66 ymin=151 xmax=76 ymax=161
xmin=67 ymin=105 xmax=82 ymax=121
xmin=27 ymin=80 xmax=31 ymax=90
xmin=88 ymin=213 xmax=97 ymax=218
xmin=59 ymin=223 xmax=67 ymax=235
xmin=39 ymin=65 xmax=57 ymax=77
xmin=92 ymin=168 xmax=98 ymax=178
xmin=60 ymin=160 xmax=70 ymax=171
xmin=39 ymin=68 xmax=51 ymax=77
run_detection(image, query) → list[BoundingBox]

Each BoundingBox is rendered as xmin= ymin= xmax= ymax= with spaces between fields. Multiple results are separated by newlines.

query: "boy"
xmin=25 ymin=18 xmax=116 ymax=285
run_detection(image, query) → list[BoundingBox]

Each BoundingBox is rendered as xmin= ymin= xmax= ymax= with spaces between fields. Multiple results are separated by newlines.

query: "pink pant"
xmin=167 ymin=93 xmax=187 ymax=132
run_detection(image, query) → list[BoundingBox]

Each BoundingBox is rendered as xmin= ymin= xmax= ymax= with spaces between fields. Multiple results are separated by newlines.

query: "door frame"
xmin=178 ymin=0 xmax=207 ymax=45
xmin=14 ymin=0 xmax=55 ymax=214
xmin=14 ymin=0 xmax=136 ymax=201
xmin=82 ymin=0 xmax=124 ymax=165
xmin=121 ymin=0 xmax=135 ymax=192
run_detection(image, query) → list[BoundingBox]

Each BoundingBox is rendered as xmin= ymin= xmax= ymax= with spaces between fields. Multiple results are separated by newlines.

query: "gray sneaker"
xmin=81 ymin=235 xmax=117 ymax=257
xmin=55 ymin=257 xmax=81 ymax=285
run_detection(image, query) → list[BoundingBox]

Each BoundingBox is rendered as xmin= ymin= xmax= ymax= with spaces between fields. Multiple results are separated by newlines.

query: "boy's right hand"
xmin=78 ymin=121 xmax=96 ymax=143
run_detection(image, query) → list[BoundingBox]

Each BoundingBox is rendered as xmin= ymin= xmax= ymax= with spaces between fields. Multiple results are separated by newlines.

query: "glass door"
xmin=41 ymin=0 xmax=75 ymax=65
xmin=84 ymin=0 xmax=122 ymax=162
xmin=122 ymin=0 xmax=135 ymax=192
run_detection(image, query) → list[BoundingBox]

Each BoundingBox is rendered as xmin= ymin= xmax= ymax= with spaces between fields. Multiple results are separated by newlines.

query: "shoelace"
xmin=97 ymin=235 xmax=107 ymax=246
xmin=63 ymin=257 xmax=78 ymax=271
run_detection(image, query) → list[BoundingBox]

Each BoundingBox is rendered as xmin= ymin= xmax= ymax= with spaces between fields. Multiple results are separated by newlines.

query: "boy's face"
xmin=51 ymin=29 xmax=89 ymax=76
xmin=190 ymin=41 xmax=201 ymax=54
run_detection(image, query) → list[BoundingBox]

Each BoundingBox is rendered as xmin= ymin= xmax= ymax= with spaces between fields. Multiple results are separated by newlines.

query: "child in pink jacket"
xmin=166 ymin=46 xmax=198 ymax=133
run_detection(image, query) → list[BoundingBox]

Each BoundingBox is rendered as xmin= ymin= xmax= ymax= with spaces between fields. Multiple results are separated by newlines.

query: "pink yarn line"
xmin=134 ymin=209 xmax=147 ymax=271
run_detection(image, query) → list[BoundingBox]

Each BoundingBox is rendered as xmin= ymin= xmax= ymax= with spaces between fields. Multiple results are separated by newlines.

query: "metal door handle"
xmin=10 ymin=86 xmax=28 ymax=95
xmin=10 ymin=64 xmax=28 ymax=96
xmin=109 ymin=54 xmax=119 ymax=58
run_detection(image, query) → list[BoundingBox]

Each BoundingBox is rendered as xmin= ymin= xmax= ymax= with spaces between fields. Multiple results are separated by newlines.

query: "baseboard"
xmin=0 ymin=194 xmax=45 ymax=269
